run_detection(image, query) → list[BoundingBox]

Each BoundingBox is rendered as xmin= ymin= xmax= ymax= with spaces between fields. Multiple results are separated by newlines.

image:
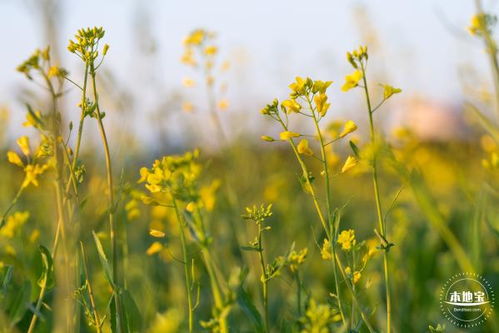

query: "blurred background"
xmin=0 ymin=1 xmax=498 ymax=332
xmin=0 ymin=0 xmax=495 ymax=148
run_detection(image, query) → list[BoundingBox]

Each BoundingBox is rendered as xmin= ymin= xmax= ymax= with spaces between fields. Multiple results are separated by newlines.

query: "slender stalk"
xmin=257 ymin=224 xmax=269 ymax=332
xmin=307 ymin=96 xmax=344 ymax=326
xmin=80 ymin=242 xmax=102 ymax=333
xmin=350 ymin=251 xmax=355 ymax=330
xmin=200 ymin=247 xmax=228 ymax=333
xmin=275 ymin=114 xmax=346 ymax=324
xmin=204 ymin=64 xmax=227 ymax=145
xmin=27 ymin=278 xmax=47 ymax=333
xmin=474 ymin=0 xmax=499 ymax=120
xmin=360 ymin=62 xmax=391 ymax=333
xmin=190 ymin=207 xmax=228 ymax=332
xmin=0 ymin=185 xmax=25 ymax=227
xmin=29 ymin=71 xmax=73 ymax=333
xmin=63 ymin=63 xmax=90 ymax=203
xmin=172 ymin=200 xmax=194 ymax=333
xmin=295 ymin=271 xmax=302 ymax=316
xmin=334 ymin=253 xmax=375 ymax=333
xmin=89 ymin=66 xmax=123 ymax=332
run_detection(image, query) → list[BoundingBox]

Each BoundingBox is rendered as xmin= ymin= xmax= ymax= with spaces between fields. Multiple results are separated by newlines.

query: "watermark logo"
xmin=440 ymin=272 xmax=495 ymax=328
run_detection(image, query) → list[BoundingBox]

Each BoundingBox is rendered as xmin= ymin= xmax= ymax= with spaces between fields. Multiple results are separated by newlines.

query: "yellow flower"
xmin=339 ymin=120 xmax=358 ymax=138
xmin=314 ymin=93 xmax=330 ymax=117
xmin=337 ymin=229 xmax=356 ymax=251
xmin=353 ymin=271 xmax=361 ymax=284
xmin=182 ymin=101 xmax=194 ymax=113
xmin=260 ymin=135 xmax=275 ymax=142
xmin=344 ymin=266 xmax=361 ymax=284
xmin=217 ymin=99 xmax=229 ymax=110
xmin=23 ymin=111 xmax=42 ymax=127
xmin=312 ymin=80 xmax=333 ymax=94
xmin=204 ymin=45 xmax=218 ymax=55
xmin=282 ymin=99 xmax=301 ymax=113
xmin=362 ymin=238 xmax=379 ymax=263
xmin=341 ymin=70 xmax=363 ymax=92
xmin=180 ymin=49 xmax=196 ymax=66
xmin=7 ymin=151 xmax=24 ymax=167
xmin=468 ymin=14 xmax=487 ymax=36
xmin=341 ymin=156 xmax=358 ymax=173
xmin=297 ymin=139 xmax=313 ymax=156
xmin=186 ymin=201 xmax=197 ymax=212
xmin=48 ymin=66 xmax=61 ymax=78
xmin=150 ymin=229 xmax=166 ymax=238
xmin=183 ymin=29 xmax=205 ymax=46
xmin=0 ymin=211 xmax=29 ymax=239
xmin=29 ymin=229 xmax=40 ymax=243
xmin=146 ymin=242 xmax=163 ymax=256
xmin=17 ymin=136 xmax=30 ymax=156
xmin=288 ymin=248 xmax=308 ymax=272
xmin=382 ymin=84 xmax=402 ymax=99
xmin=138 ymin=167 xmax=150 ymax=183
xmin=182 ymin=77 xmax=195 ymax=87
xmin=22 ymin=163 xmax=48 ymax=188
xmin=125 ymin=199 xmax=140 ymax=220
xmin=321 ymin=238 xmax=332 ymax=260
xmin=279 ymin=131 xmax=300 ymax=141
xmin=288 ymin=77 xmax=307 ymax=95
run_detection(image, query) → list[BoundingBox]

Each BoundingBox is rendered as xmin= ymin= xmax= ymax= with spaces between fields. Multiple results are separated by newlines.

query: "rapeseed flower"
xmin=337 ymin=229 xmax=356 ymax=251
xmin=341 ymin=70 xmax=363 ymax=92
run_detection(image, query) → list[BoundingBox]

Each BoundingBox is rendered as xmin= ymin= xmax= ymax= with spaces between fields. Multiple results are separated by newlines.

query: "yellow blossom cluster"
xmin=7 ymin=136 xmax=51 ymax=188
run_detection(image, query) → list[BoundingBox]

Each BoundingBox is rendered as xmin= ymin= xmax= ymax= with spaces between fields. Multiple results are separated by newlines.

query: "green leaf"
xmin=7 ymin=280 xmax=31 ymax=326
xmin=1 ymin=266 xmax=13 ymax=294
xmin=349 ymin=140 xmax=360 ymax=158
xmin=37 ymin=245 xmax=54 ymax=289
xmin=240 ymin=246 xmax=261 ymax=252
xmin=122 ymin=289 xmax=142 ymax=333
xmin=25 ymin=103 xmax=44 ymax=127
xmin=92 ymin=231 xmax=114 ymax=287
xmin=236 ymin=286 xmax=264 ymax=333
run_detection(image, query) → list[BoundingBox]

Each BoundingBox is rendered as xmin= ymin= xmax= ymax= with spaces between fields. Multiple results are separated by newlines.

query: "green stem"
xmin=307 ymin=97 xmax=345 ymax=326
xmin=0 ymin=185 xmax=25 ymax=227
xmin=335 ymin=253 xmax=375 ymax=333
xmin=90 ymin=66 xmax=123 ymax=332
xmin=29 ymin=71 xmax=73 ymax=333
xmin=475 ymin=0 xmax=499 ymax=120
xmin=200 ymin=247 xmax=228 ymax=333
xmin=295 ymin=271 xmax=302 ymax=316
xmin=80 ymin=242 xmax=103 ymax=333
xmin=257 ymin=225 xmax=269 ymax=332
xmin=361 ymin=62 xmax=391 ymax=333
xmin=172 ymin=200 xmax=194 ymax=333
xmin=275 ymin=115 xmax=346 ymax=325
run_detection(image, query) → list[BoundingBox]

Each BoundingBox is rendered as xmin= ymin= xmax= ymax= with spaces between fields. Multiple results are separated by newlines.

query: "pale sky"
xmin=0 ymin=0 xmax=496 ymax=146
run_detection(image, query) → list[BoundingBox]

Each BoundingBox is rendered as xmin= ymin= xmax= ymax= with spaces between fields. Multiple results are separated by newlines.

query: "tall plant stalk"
xmin=360 ymin=61 xmax=392 ymax=333
xmin=89 ymin=65 xmax=124 ymax=331
xmin=172 ymin=200 xmax=194 ymax=332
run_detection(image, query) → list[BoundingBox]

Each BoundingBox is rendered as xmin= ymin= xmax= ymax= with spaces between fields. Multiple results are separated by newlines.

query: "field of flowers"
xmin=0 ymin=2 xmax=498 ymax=333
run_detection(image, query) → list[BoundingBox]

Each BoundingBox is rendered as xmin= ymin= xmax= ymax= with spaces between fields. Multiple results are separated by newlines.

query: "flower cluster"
xmin=7 ymin=136 xmax=52 ymax=188
xmin=242 ymin=203 xmax=273 ymax=226
xmin=67 ymin=27 xmax=109 ymax=64
xmin=337 ymin=229 xmax=356 ymax=251
xmin=138 ymin=150 xmax=202 ymax=204
xmin=17 ymin=47 xmax=68 ymax=82
xmin=180 ymin=29 xmax=230 ymax=115
xmin=286 ymin=247 xmax=308 ymax=273
xmin=299 ymin=299 xmax=342 ymax=331
xmin=468 ymin=13 xmax=497 ymax=36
